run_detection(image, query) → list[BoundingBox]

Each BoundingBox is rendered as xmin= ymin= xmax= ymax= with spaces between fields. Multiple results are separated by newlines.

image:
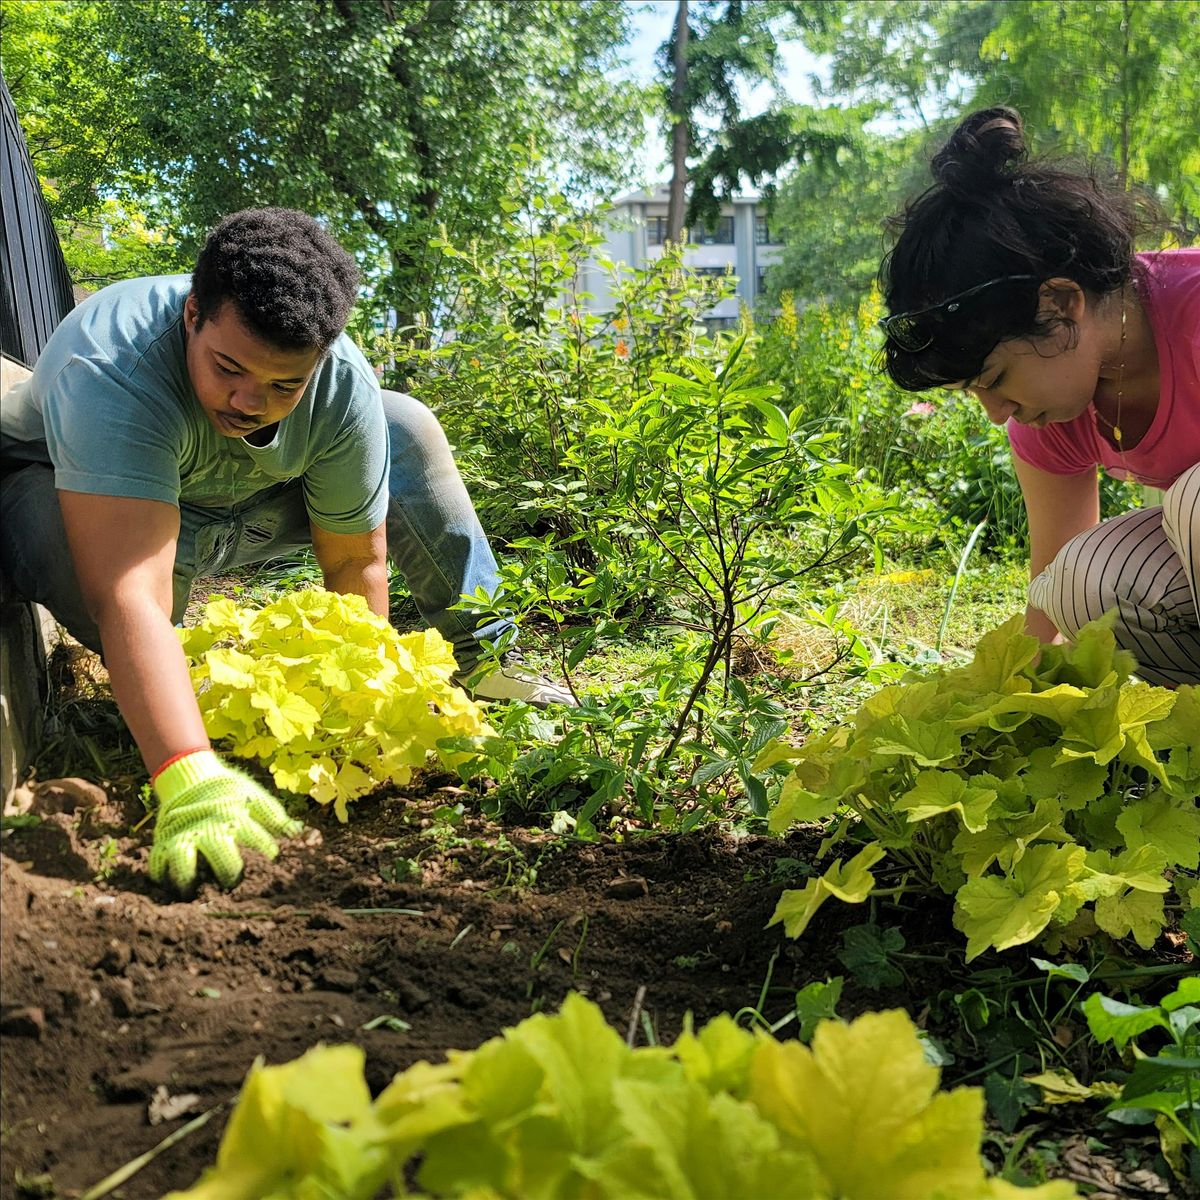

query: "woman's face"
xmin=945 ymin=282 xmax=1109 ymax=428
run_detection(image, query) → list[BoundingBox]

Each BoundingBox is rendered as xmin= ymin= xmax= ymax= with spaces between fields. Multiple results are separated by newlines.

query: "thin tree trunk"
xmin=666 ymin=0 xmax=689 ymax=244
xmin=1119 ymin=0 xmax=1130 ymax=187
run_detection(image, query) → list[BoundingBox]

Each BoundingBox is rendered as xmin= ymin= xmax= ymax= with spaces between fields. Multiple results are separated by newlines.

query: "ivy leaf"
xmin=895 ymin=771 xmax=995 ymax=833
xmin=983 ymin=1072 xmax=1039 ymax=1134
xmin=838 ymin=924 xmax=905 ymax=990
xmin=953 ymin=844 xmax=1086 ymax=961
xmin=793 ymin=977 xmax=844 ymax=1044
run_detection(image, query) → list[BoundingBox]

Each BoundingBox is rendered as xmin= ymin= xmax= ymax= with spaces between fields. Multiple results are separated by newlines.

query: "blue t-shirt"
xmin=0 ymin=275 xmax=389 ymax=533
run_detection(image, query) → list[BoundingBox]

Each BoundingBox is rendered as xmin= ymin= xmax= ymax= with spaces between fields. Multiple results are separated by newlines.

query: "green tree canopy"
xmin=2 ymin=0 xmax=652 ymax=327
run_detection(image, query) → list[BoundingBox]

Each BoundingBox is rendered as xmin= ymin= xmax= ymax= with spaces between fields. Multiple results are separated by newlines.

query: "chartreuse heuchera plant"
xmin=179 ymin=589 xmax=491 ymax=819
xmin=167 ymin=993 xmax=1077 ymax=1199
xmin=763 ymin=615 xmax=1200 ymax=960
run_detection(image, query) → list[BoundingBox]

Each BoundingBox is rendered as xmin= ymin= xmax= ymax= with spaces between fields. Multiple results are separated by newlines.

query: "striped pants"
xmin=1028 ymin=463 xmax=1200 ymax=687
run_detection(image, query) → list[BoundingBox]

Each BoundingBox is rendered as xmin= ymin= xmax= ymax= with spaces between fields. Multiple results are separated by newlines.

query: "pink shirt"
xmin=1008 ymin=249 xmax=1200 ymax=489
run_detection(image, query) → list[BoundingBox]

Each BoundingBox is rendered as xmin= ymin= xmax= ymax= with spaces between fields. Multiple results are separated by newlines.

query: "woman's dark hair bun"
xmin=930 ymin=106 xmax=1027 ymax=194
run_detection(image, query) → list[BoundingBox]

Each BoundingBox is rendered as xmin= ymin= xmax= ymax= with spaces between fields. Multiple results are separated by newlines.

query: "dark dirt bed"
xmin=0 ymin=775 xmax=912 ymax=1199
xmin=1 ymin=772 xmax=1190 ymax=1199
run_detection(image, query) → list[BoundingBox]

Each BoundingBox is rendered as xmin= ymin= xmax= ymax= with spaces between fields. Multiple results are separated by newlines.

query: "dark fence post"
xmin=1 ymin=69 xmax=76 ymax=799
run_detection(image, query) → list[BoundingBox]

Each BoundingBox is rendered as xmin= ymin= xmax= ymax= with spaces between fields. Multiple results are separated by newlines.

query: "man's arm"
xmin=310 ymin=520 xmax=389 ymax=617
xmin=1012 ymin=456 xmax=1101 ymax=644
xmin=57 ymin=490 xmax=208 ymax=772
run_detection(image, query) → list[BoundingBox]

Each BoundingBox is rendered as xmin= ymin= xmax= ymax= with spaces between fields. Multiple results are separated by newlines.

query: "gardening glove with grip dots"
xmin=149 ymin=750 xmax=303 ymax=892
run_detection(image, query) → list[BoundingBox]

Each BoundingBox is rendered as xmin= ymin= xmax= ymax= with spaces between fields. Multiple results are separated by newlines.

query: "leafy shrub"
xmin=167 ymin=993 xmax=1078 ymax=1199
xmin=376 ymin=185 xmax=901 ymax=821
xmin=180 ymin=589 xmax=491 ymax=819
xmin=763 ymin=615 xmax=1200 ymax=959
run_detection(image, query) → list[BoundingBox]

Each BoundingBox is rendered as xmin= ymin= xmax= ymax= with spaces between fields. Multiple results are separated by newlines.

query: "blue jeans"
xmin=0 ymin=391 xmax=509 ymax=670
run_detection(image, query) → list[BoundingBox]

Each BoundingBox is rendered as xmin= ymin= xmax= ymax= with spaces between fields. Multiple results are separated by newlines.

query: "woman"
xmin=878 ymin=106 xmax=1199 ymax=687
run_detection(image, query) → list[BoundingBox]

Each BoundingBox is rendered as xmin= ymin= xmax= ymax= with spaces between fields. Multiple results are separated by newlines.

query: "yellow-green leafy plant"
xmin=762 ymin=614 xmax=1200 ymax=960
xmin=180 ymin=588 xmax=492 ymax=819
xmin=166 ymin=993 xmax=1078 ymax=1199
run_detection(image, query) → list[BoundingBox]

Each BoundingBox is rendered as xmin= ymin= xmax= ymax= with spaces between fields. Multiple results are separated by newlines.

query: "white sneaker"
xmin=457 ymin=654 xmax=578 ymax=707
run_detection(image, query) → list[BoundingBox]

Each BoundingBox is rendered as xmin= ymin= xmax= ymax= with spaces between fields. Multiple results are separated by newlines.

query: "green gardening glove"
xmin=149 ymin=750 xmax=304 ymax=892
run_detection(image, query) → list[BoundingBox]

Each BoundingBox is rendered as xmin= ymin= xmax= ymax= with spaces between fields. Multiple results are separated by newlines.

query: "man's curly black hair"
xmin=190 ymin=208 xmax=360 ymax=353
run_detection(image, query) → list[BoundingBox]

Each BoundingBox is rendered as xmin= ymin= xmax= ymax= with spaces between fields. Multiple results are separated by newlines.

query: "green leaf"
xmin=749 ymin=1010 xmax=989 ymax=1200
xmin=768 ymin=777 xmax=839 ymax=832
xmin=1115 ymin=797 xmax=1200 ymax=870
xmin=1082 ymin=994 xmax=1170 ymax=1049
xmin=1093 ymin=888 xmax=1166 ymax=948
xmin=984 ymin=1072 xmax=1039 ymax=1134
xmin=952 ymin=844 xmax=1086 ymax=961
xmin=838 ymin=923 xmax=906 ymax=990
xmin=1030 ymin=958 xmax=1090 ymax=984
xmin=1162 ymin=978 xmax=1200 ymax=1012
xmin=768 ymin=843 xmax=886 ymax=940
xmin=895 ymin=771 xmax=996 ymax=833
xmin=867 ymin=717 xmax=962 ymax=767
xmin=793 ymin=977 xmax=844 ymax=1044
xmin=673 ymin=1013 xmax=758 ymax=1097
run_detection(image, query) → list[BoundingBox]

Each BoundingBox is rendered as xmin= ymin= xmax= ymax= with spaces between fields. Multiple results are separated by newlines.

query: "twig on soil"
xmin=625 ymin=984 xmax=647 ymax=1048
xmin=204 ymin=907 xmax=426 ymax=919
xmin=78 ymin=1102 xmax=224 ymax=1200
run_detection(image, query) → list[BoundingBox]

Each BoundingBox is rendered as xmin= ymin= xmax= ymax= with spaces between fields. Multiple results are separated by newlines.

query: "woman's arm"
xmin=1011 ymin=455 xmax=1101 ymax=643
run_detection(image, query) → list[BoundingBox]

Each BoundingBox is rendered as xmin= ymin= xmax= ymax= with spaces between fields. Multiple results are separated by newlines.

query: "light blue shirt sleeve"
xmin=297 ymin=348 xmax=390 ymax=534
xmin=40 ymin=354 xmax=185 ymax=505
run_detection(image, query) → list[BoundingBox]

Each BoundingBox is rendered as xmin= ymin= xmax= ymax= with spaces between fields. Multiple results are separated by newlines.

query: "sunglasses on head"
xmin=878 ymin=274 xmax=1040 ymax=352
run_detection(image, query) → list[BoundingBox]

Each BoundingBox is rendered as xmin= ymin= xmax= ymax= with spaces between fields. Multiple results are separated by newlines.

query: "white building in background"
xmin=580 ymin=185 xmax=784 ymax=329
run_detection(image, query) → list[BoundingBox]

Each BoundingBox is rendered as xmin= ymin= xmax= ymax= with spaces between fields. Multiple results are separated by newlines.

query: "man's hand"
xmin=149 ymin=750 xmax=303 ymax=892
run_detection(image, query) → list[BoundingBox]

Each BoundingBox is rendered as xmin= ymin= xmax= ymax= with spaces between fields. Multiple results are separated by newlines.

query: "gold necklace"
xmin=1093 ymin=289 xmax=1129 ymax=466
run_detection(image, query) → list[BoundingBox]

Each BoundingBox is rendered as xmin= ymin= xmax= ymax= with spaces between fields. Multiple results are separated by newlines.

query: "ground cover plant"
xmin=764 ymin=615 xmax=1200 ymax=960
xmin=168 ymin=994 xmax=1078 ymax=1200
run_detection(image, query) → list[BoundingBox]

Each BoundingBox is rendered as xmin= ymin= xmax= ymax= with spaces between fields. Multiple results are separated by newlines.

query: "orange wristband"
xmin=150 ymin=747 xmax=211 ymax=785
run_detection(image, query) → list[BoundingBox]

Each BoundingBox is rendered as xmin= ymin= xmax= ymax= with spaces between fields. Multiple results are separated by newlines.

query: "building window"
xmin=695 ymin=215 xmax=735 ymax=245
xmin=693 ymin=265 xmax=734 ymax=279
xmin=755 ymin=264 xmax=771 ymax=295
xmin=755 ymin=215 xmax=778 ymax=245
xmin=646 ymin=215 xmax=671 ymax=245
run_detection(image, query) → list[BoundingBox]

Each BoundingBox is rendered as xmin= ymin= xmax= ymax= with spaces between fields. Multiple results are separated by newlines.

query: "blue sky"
xmin=618 ymin=1 xmax=829 ymax=184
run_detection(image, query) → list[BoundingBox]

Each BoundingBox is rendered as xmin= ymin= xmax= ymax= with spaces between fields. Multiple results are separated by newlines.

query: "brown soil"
xmin=0 ymin=774 xmax=928 ymax=1199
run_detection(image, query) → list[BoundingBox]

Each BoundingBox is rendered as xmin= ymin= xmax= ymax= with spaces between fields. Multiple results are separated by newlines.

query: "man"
xmin=0 ymin=207 xmax=571 ymax=892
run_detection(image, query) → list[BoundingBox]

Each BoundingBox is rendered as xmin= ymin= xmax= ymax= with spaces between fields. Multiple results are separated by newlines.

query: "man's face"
xmin=184 ymin=294 xmax=322 ymax=438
